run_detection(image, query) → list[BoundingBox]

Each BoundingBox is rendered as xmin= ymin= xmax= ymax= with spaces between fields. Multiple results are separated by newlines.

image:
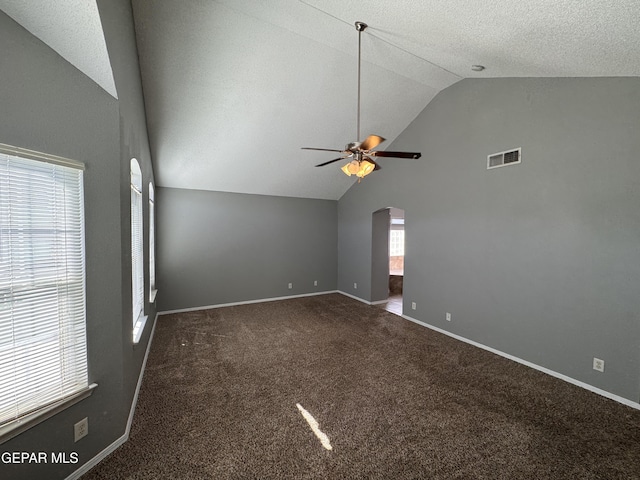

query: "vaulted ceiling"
xmin=3 ymin=0 xmax=640 ymax=199
xmin=0 ymin=0 xmax=117 ymax=98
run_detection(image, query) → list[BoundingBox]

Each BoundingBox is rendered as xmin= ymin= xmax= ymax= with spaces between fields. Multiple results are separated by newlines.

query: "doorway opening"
xmin=371 ymin=207 xmax=405 ymax=316
xmin=386 ymin=208 xmax=404 ymax=315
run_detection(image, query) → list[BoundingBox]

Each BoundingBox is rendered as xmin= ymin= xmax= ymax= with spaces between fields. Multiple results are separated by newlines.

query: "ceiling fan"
xmin=302 ymin=21 xmax=421 ymax=180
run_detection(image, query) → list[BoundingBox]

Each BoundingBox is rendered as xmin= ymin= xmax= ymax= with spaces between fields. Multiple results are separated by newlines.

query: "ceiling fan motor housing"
xmin=346 ymin=142 xmax=361 ymax=152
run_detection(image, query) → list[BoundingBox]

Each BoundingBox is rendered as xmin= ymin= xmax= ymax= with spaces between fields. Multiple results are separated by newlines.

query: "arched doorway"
xmin=371 ymin=207 xmax=405 ymax=315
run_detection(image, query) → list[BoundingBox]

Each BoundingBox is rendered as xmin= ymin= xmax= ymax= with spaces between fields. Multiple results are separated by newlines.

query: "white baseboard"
xmin=126 ymin=313 xmax=158 ymax=430
xmin=401 ymin=313 xmax=640 ymax=411
xmin=337 ymin=290 xmax=389 ymax=306
xmin=64 ymin=432 xmax=127 ymax=480
xmin=65 ymin=313 xmax=159 ymax=480
xmin=338 ymin=290 xmax=374 ymax=305
xmin=370 ymin=299 xmax=389 ymax=305
xmin=158 ymin=290 xmax=339 ymax=315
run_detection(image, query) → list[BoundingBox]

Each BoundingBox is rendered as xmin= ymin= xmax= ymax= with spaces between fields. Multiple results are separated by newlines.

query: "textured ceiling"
xmin=131 ymin=0 xmax=640 ymax=200
xmin=0 ymin=0 xmax=117 ymax=98
xmin=4 ymin=1 xmax=639 ymax=199
xmin=131 ymin=0 xmax=450 ymax=199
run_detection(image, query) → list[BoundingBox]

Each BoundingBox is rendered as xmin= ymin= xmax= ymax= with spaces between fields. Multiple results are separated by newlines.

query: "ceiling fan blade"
xmin=302 ymin=147 xmax=344 ymax=153
xmin=371 ymin=159 xmax=381 ymax=171
xmin=370 ymin=151 xmax=422 ymax=159
xmin=359 ymin=135 xmax=385 ymax=151
xmin=315 ymin=157 xmax=346 ymax=167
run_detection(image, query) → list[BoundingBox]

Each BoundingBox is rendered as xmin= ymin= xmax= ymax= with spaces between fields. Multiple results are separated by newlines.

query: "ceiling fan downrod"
xmin=355 ymin=21 xmax=367 ymax=144
xmin=300 ymin=20 xmax=422 ymax=179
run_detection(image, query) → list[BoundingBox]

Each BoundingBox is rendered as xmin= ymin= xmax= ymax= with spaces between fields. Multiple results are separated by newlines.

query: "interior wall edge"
xmin=338 ymin=291 xmax=374 ymax=305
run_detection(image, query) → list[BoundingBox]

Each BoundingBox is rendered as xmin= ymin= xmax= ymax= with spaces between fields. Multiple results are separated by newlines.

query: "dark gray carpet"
xmin=84 ymin=293 xmax=640 ymax=479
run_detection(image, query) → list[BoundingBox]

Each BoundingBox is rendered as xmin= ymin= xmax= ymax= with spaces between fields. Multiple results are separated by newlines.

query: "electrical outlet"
xmin=354 ymin=283 xmax=357 ymax=289
xmin=314 ymin=280 xmax=318 ymax=286
xmin=593 ymin=358 xmax=605 ymax=373
xmin=74 ymin=417 xmax=88 ymax=442
xmin=288 ymin=283 xmax=293 ymax=289
xmin=411 ymin=302 xmax=416 ymax=310
xmin=446 ymin=312 xmax=451 ymax=322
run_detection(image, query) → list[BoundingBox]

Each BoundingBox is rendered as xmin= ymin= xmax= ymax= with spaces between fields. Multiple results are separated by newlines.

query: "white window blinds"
xmin=148 ymin=183 xmax=156 ymax=302
xmin=0 ymin=151 xmax=88 ymax=427
xmin=130 ymin=159 xmax=145 ymax=341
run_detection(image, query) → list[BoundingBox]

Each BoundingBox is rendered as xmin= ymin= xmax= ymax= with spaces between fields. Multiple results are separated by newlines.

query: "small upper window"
xmin=149 ymin=182 xmax=157 ymax=302
xmin=130 ymin=159 xmax=146 ymax=343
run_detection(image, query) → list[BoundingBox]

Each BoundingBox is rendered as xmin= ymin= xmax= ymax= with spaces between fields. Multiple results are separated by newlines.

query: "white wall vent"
xmin=487 ymin=148 xmax=521 ymax=169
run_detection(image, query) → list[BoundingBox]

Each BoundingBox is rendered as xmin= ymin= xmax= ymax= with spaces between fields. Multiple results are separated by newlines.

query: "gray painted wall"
xmin=157 ymin=187 xmax=338 ymax=312
xmin=0 ymin=2 xmax=156 ymax=479
xmin=338 ymin=77 xmax=640 ymax=402
xmin=97 ymin=0 xmax=157 ymax=403
xmin=371 ymin=209 xmax=390 ymax=302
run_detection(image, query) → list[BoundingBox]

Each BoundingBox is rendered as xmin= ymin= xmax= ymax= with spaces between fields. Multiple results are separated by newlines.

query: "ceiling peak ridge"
xmin=298 ymin=0 xmax=462 ymax=81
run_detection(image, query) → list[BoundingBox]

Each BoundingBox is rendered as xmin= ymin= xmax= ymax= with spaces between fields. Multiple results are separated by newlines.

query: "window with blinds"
xmin=148 ymin=182 xmax=156 ymax=303
xmin=0 ymin=148 xmax=89 ymax=430
xmin=130 ymin=159 xmax=146 ymax=343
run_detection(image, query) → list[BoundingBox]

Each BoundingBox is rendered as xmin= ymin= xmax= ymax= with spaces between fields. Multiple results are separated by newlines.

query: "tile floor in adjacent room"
xmin=380 ymin=294 xmax=403 ymax=316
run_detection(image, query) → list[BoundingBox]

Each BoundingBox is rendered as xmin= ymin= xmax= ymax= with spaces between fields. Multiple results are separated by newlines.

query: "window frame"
xmin=148 ymin=182 xmax=157 ymax=303
xmin=0 ymin=143 xmax=95 ymax=444
xmin=130 ymin=158 xmax=147 ymax=344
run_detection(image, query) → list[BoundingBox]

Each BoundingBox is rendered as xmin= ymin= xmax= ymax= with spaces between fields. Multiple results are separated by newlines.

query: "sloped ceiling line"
xmin=0 ymin=0 xmax=118 ymax=98
xmin=4 ymin=0 xmax=639 ymax=200
xmin=299 ymin=0 xmax=464 ymax=81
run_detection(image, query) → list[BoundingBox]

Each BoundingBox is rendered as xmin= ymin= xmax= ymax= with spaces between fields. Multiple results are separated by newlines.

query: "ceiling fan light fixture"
xmin=356 ymin=159 xmax=375 ymax=178
xmin=342 ymin=160 xmax=360 ymax=176
xmin=341 ymin=159 xmax=375 ymax=179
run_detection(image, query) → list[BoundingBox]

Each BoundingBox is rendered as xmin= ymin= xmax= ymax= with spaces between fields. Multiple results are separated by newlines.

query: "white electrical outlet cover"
xmin=593 ymin=358 xmax=605 ymax=372
xmin=74 ymin=418 xmax=88 ymax=442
